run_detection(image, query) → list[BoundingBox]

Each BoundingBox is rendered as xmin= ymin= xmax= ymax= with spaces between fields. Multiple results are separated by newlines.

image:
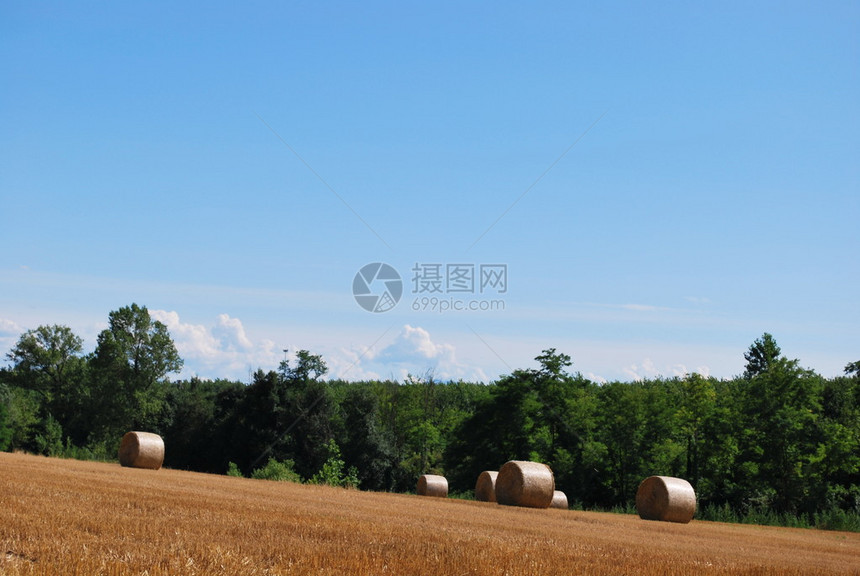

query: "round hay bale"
xmin=550 ymin=490 xmax=568 ymax=509
xmin=118 ymin=431 xmax=164 ymax=470
xmin=475 ymin=470 xmax=498 ymax=502
xmin=417 ymin=474 xmax=448 ymax=498
xmin=635 ymin=476 xmax=696 ymax=524
xmin=495 ymin=460 xmax=554 ymax=509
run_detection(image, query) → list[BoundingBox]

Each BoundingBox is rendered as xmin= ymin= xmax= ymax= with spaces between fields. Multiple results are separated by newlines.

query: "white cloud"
xmin=150 ymin=310 xmax=281 ymax=381
xmin=622 ymin=358 xmax=712 ymax=381
xmin=584 ymin=372 xmax=608 ymax=384
xmin=0 ymin=318 xmax=23 ymax=336
xmin=328 ymin=325 xmax=490 ymax=383
xmin=152 ymin=310 xmax=220 ymax=359
xmin=0 ymin=318 xmax=24 ymax=365
xmin=212 ymin=313 xmax=253 ymax=351
xmin=377 ymin=325 xmax=456 ymax=363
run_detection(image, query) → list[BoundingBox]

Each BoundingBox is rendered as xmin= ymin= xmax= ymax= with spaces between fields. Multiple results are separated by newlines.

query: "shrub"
xmin=34 ymin=415 xmax=63 ymax=457
xmin=251 ymin=458 xmax=302 ymax=483
xmin=309 ymin=439 xmax=359 ymax=488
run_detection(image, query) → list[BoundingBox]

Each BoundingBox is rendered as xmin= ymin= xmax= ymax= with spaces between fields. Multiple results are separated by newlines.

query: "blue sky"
xmin=1 ymin=1 xmax=858 ymax=383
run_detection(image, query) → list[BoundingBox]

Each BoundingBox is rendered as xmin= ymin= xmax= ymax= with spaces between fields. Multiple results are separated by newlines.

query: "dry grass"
xmin=1 ymin=453 xmax=859 ymax=575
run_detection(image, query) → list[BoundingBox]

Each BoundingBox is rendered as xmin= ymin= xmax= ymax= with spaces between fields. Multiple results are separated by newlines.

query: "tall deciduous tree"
xmin=0 ymin=383 xmax=13 ymax=451
xmin=5 ymin=325 xmax=84 ymax=400
xmin=742 ymin=356 xmax=824 ymax=514
xmin=676 ymin=373 xmax=717 ymax=487
xmin=5 ymin=325 xmax=88 ymax=443
xmin=89 ymin=304 xmax=182 ymax=440
xmin=744 ymin=333 xmax=781 ymax=379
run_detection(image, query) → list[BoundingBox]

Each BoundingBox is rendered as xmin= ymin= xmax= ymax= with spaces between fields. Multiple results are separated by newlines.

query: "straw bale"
xmin=475 ymin=470 xmax=498 ymax=502
xmin=635 ymin=475 xmax=696 ymax=524
xmin=417 ymin=474 xmax=448 ymax=497
xmin=118 ymin=431 xmax=165 ymax=470
xmin=550 ymin=490 xmax=568 ymax=509
xmin=495 ymin=460 xmax=554 ymax=509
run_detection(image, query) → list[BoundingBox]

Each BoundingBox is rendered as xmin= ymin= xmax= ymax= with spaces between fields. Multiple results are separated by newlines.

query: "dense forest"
xmin=2 ymin=303 xmax=859 ymax=530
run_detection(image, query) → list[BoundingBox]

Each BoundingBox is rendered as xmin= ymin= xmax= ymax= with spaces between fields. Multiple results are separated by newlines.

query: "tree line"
xmin=1 ymin=304 xmax=858 ymax=530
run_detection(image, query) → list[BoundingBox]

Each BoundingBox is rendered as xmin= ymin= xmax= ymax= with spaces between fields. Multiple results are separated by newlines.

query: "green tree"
xmin=445 ymin=350 xmax=597 ymax=503
xmin=89 ymin=304 xmax=182 ymax=441
xmin=819 ymin=375 xmax=860 ymax=512
xmin=309 ymin=438 xmax=359 ymax=488
xmin=0 ymin=387 xmax=13 ymax=451
xmin=336 ymin=384 xmax=397 ymax=490
xmin=742 ymin=357 xmax=824 ymax=514
xmin=596 ymin=381 xmax=649 ymax=506
xmin=5 ymin=325 xmax=89 ymax=444
xmin=162 ymin=378 xmax=244 ymax=472
xmin=676 ymin=373 xmax=717 ymax=487
xmin=844 ymin=361 xmax=860 ymax=378
xmin=744 ymin=333 xmax=781 ymax=379
xmin=5 ymin=325 xmax=84 ymax=398
xmin=34 ymin=414 xmax=63 ymax=456
xmin=695 ymin=378 xmax=746 ymax=510
xmin=0 ymin=371 xmax=43 ymax=452
xmin=228 ymin=351 xmax=334 ymax=478
xmin=225 ymin=370 xmax=288 ymax=474
xmin=280 ymin=349 xmax=328 ymax=382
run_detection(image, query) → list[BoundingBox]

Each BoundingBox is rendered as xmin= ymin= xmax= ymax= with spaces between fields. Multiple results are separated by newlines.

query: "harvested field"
xmin=1 ymin=452 xmax=858 ymax=575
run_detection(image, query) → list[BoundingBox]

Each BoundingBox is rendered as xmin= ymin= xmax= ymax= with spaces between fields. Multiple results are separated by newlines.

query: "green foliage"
xmin=309 ymin=439 xmax=359 ymax=488
xmin=2 ymin=386 xmax=41 ymax=451
xmin=335 ymin=384 xmax=398 ymax=490
xmin=743 ymin=332 xmax=781 ymax=379
xmin=5 ymin=325 xmax=89 ymax=445
xmin=0 ymin=392 xmax=12 ymax=451
xmin=813 ymin=508 xmax=860 ymax=532
xmin=226 ymin=461 xmax=243 ymax=477
xmin=5 ymin=325 xmax=84 ymax=398
xmin=251 ymin=458 xmax=302 ymax=482
xmin=163 ymin=378 xmax=244 ymax=472
xmin=52 ymin=437 xmax=114 ymax=462
xmin=89 ymin=303 xmax=183 ymax=441
xmin=280 ymin=349 xmax=328 ymax=382
xmin=34 ymin=415 xmax=63 ymax=457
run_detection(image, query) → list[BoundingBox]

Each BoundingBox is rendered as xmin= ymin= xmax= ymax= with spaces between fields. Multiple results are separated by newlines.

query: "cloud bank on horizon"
xmin=1 ymin=308 xmax=722 ymax=385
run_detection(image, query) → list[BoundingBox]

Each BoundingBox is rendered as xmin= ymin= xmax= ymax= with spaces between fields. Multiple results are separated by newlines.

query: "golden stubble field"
xmin=1 ymin=452 xmax=858 ymax=575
